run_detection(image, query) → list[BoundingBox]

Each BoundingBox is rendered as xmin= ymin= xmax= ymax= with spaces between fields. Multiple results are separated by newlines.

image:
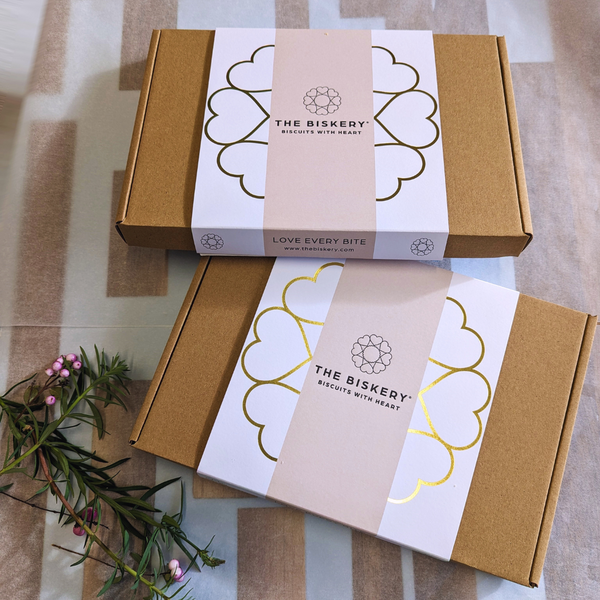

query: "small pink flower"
xmin=84 ymin=507 xmax=98 ymax=522
xmin=60 ymin=368 xmax=70 ymax=378
xmin=45 ymin=395 xmax=56 ymax=406
xmin=45 ymin=368 xmax=54 ymax=377
xmin=56 ymin=356 xmax=64 ymax=364
xmin=66 ymin=353 xmax=77 ymax=362
xmin=72 ymin=360 xmax=82 ymax=370
xmin=73 ymin=507 xmax=98 ymax=536
xmin=168 ymin=559 xmax=180 ymax=573
xmin=173 ymin=567 xmax=184 ymax=582
xmin=52 ymin=361 xmax=62 ymax=373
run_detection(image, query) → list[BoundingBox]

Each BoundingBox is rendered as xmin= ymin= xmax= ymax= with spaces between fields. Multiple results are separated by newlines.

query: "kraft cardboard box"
xmin=116 ymin=30 xmax=532 ymax=258
xmin=130 ymin=257 xmax=596 ymax=586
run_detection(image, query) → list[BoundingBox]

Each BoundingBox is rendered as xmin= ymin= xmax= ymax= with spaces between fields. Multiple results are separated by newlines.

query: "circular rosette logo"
xmin=303 ymin=86 xmax=341 ymax=115
xmin=351 ymin=334 xmax=393 ymax=374
xmin=410 ymin=237 xmax=434 ymax=257
xmin=200 ymin=233 xmax=224 ymax=250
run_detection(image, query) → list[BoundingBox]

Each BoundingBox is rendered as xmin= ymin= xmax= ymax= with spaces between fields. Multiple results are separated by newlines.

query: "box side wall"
xmin=125 ymin=29 xmax=214 ymax=238
xmin=444 ymin=234 xmax=528 ymax=258
xmin=130 ymin=257 xmax=210 ymax=443
xmin=116 ymin=30 xmax=161 ymax=238
xmin=529 ymin=314 xmax=597 ymax=585
xmin=434 ymin=34 xmax=526 ymax=243
xmin=451 ymin=295 xmax=589 ymax=585
xmin=496 ymin=36 xmax=533 ymax=242
xmin=117 ymin=224 xmax=196 ymax=251
xmin=131 ymin=257 xmax=275 ymax=468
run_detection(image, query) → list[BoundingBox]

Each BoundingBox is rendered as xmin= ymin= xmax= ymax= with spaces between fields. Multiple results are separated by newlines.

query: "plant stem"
xmin=1 ymin=490 xmax=110 ymax=529
xmin=0 ymin=374 xmax=112 ymax=475
xmin=1 ymin=490 xmax=60 ymax=513
xmin=13 ymin=374 xmax=60 ymax=422
xmin=52 ymin=544 xmax=115 ymax=568
xmin=52 ymin=546 xmax=170 ymax=578
xmin=37 ymin=448 xmax=169 ymax=599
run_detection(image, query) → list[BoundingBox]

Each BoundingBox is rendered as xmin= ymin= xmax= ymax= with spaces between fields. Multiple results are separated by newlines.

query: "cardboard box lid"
xmin=131 ymin=257 xmax=595 ymax=586
xmin=116 ymin=30 xmax=532 ymax=257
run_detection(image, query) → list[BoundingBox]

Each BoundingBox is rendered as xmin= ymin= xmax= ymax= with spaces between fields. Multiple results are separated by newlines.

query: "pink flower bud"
xmin=72 ymin=507 xmax=97 ymax=536
xmin=168 ymin=559 xmax=180 ymax=573
xmin=45 ymin=395 xmax=56 ymax=406
xmin=45 ymin=368 xmax=54 ymax=377
xmin=173 ymin=567 xmax=184 ymax=582
xmin=66 ymin=353 xmax=77 ymax=362
xmin=56 ymin=356 xmax=64 ymax=364
xmin=60 ymin=368 xmax=70 ymax=378
xmin=84 ymin=507 xmax=98 ymax=522
xmin=52 ymin=361 xmax=62 ymax=373
xmin=72 ymin=360 xmax=82 ymax=370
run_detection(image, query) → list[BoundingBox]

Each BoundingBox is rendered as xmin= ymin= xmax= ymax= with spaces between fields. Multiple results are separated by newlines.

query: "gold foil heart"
xmin=241 ymin=262 xmax=345 ymax=461
xmin=388 ymin=297 xmax=491 ymax=504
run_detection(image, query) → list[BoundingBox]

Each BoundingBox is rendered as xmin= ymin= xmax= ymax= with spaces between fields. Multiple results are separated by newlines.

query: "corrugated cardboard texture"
xmin=529 ymin=312 xmax=597 ymax=585
xmin=451 ymin=294 xmax=595 ymax=586
xmin=116 ymin=31 xmax=532 ymax=258
xmin=131 ymin=257 xmax=274 ymax=468
xmin=496 ymin=37 xmax=533 ymax=243
xmin=131 ymin=259 xmax=595 ymax=584
xmin=117 ymin=30 xmax=214 ymax=250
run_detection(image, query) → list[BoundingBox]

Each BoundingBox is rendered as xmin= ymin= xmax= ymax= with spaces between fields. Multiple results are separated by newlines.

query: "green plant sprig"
xmin=0 ymin=347 xmax=224 ymax=599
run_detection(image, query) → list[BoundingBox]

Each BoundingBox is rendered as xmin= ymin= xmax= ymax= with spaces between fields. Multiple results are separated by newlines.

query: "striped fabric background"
xmin=0 ymin=0 xmax=598 ymax=598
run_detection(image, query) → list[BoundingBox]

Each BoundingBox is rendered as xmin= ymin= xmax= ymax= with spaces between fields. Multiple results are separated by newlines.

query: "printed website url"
xmin=284 ymin=246 xmax=355 ymax=253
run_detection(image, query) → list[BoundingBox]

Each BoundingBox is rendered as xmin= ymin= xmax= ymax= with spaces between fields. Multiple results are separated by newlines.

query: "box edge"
xmin=129 ymin=256 xmax=211 ymax=445
xmin=528 ymin=313 xmax=597 ymax=586
xmin=115 ymin=29 xmax=162 ymax=241
xmin=496 ymin=36 xmax=533 ymax=251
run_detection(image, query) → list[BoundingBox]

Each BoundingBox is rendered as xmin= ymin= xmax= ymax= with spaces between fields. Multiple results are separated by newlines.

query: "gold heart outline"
xmin=203 ymin=44 xmax=439 ymax=202
xmin=241 ymin=262 xmax=344 ymax=461
xmin=372 ymin=46 xmax=441 ymax=202
xmin=204 ymin=45 xmax=274 ymax=199
xmin=388 ymin=297 xmax=491 ymax=504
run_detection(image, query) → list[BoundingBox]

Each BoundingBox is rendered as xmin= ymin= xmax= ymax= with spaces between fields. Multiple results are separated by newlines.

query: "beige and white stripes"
xmin=1 ymin=0 xmax=599 ymax=598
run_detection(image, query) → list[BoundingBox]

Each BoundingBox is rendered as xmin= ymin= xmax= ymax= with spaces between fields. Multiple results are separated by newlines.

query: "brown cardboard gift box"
xmin=130 ymin=257 xmax=595 ymax=586
xmin=116 ymin=30 xmax=532 ymax=258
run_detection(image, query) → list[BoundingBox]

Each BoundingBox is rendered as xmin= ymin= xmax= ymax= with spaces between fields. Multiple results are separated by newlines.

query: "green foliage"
xmin=0 ymin=347 xmax=224 ymax=599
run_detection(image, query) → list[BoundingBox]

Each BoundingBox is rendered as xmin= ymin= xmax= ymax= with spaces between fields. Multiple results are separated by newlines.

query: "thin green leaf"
xmin=38 ymin=420 xmax=62 ymax=444
xmin=97 ymin=494 xmax=135 ymax=520
xmin=128 ymin=510 xmax=162 ymax=529
xmin=140 ymin=478 xmax=180 ymax=502
xmin=119 ymin=515 xmax=145 ymax=541
xmin=1 ymin=467 xmax=29 ymax=475
xmin=27 ymin=483 xmax=50 ymax=498
xmin=162 ymin=515 xmax=181 ymax=529
xmin=1 ymin=373 xmax=37 ymax=397
xmin=86 ymin=400 xmax=105 ymax=439
xmin=24 ymin=405 xmax=40 ymax=439
xmin=115 ymin=497 xmax=158 ymax=512
xmin=97 ymin=567 xmax=118 ymax=596
xmin=137 ymin=529 xmax=159 ymax=579
xmin=23 ymin=385 xmax=40 ymax=403
xmin=48 ymin=447 xmax=70 ymax=480
xmin=70 ymin=536 xmax=95 ymax=567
